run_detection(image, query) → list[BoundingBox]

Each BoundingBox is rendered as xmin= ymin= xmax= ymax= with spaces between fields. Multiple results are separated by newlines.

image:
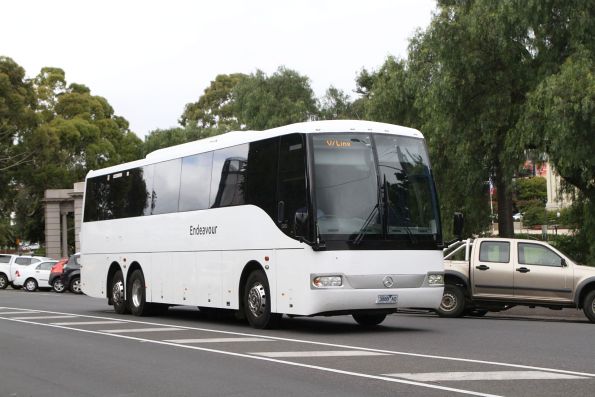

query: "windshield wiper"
xmin=353 ymin=203 xmax=379 ymax=246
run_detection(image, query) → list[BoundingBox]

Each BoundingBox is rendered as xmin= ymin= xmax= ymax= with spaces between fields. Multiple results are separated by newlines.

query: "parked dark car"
xmin=48 ymin=257 xmax=68 ymax=292
xmin=54 ymin=253 xmax=82 ymax=294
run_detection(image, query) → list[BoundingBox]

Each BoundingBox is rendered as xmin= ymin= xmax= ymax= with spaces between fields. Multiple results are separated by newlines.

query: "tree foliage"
xmin=233 ymin=67 xmax=317 ymax=130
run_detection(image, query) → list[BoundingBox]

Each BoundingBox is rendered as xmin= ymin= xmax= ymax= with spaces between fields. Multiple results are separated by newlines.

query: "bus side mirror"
xmin=453 ymin=212 xmax=464 ymax=241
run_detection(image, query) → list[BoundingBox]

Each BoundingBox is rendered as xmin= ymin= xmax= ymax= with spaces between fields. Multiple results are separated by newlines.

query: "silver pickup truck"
xmin=438 ymin=238 xmax=595 ymax=323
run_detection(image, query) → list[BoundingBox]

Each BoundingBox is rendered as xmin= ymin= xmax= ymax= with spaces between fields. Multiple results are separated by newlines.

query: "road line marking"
xmin=10 ymin=315 xmax=76 ymax=320
xmin=51 ymin=320 xmax=125 ymax=326
xmin=164 ymin=337 xmax=274 ymax=343
xmin=252 ymin=350 xmax=389 ymax=358
xmin=385 ymin=371 xmax=588 ymax=382
xmin=0 ymin=317 xmax=502 ymax=397
xmin=98 ymin=327 xmax=184 ymax=333
xmin=0 ymin=311 xmax=41 ymax=315
xmin=2 ymin=306 xmax=595 ymax=380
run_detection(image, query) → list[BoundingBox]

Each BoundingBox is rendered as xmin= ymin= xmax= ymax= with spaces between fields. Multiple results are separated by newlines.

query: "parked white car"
xmin=0 ymin=254 xmax=52 ymax=289
xmin=13 ymin=260 xmax=57 ymax=291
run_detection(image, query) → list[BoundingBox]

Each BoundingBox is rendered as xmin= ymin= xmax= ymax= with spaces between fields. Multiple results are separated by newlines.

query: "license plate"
xmin=376 ymin=294 xmax=398 ymax=304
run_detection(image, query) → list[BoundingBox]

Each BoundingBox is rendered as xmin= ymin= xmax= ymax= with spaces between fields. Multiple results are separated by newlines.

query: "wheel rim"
xmin=592 ymin=297 xmax=595 ymax=314
xmin=0 ymin=276 xmax=6 ymax=288
xmin=25 ymin=280 xmax=36 ymax=291
xmin=71 ymin=279 xmax=81 ymax=293
xmin=112 ymin=279 xmax=125 ymax=305
xmin=131 ymin=278 xmax=143 ymax=308
xmin=247 ymin=282 xmax=266 ymax=318
xmin=54 ymin=280 xmax=64 ymax=292
xmin=441 ymin=292 xmax=457 ymax=312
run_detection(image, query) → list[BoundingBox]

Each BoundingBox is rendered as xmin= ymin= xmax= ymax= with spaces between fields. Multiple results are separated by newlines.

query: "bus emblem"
xmin=382 ymin=276 xmax=394 ymax=288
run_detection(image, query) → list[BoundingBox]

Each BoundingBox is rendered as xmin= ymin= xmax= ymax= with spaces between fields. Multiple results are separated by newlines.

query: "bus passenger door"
xmin=277 ymin=134 xmax=310 ymax=240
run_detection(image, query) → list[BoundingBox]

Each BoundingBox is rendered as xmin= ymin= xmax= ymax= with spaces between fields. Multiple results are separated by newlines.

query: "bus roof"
xmin=86 ymin=120 xmax=423 ymax=178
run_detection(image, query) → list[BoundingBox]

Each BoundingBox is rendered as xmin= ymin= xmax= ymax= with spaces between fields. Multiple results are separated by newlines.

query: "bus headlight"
xmin=427 ymin=273 xmax=444 ymax=286
xmin=312 ymin=275 xmax=343 ymax=288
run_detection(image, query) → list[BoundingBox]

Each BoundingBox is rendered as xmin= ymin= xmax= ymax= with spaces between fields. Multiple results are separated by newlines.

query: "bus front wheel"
xmin=244 ymin=270 xmax=280 ymax=329
xmin=111 ymin=270 xmax=129 ymax=314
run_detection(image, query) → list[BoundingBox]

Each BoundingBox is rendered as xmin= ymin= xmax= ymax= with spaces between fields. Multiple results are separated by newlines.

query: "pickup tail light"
xmin=15 ymin=270 xmax=20 ymax=277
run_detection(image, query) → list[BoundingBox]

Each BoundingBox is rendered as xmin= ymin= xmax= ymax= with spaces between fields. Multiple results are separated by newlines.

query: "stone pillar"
xmin=45 ymin=202 xmax=62 ymax=260
xmin=71 ymin=182 xmax=84 ymax=253
xmin=61 ymin=212 xmax=68 ymax=258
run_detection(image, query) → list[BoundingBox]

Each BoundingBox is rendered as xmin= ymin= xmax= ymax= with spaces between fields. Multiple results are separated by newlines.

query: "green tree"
xmin=233 ymin=67 xmax=318 ymax=130
xmin=13 ymin=68 xmax=142 ymax=243
xmin=180 ymin=73 xmax=247 ymax=131
xmin=318 ymin=86 xmax=357 ymax=120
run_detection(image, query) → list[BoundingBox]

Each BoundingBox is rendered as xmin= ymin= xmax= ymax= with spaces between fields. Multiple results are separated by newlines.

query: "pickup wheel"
xmin=0 ymin=273 xmax=8 ymax=289
xmin=583 ymin=290 xmax=595 ymax=323
xmin=437 ymin=284 xmax=466 ymax=318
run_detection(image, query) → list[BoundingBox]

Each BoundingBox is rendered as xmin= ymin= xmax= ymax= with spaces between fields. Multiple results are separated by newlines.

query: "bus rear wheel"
xmin=111 ymin=269 xmax=129 ymax=314
xmin=128 ymin=269 xmax=152 ymax=316
xmin=244 ymin=270 xmax=280 ymax=329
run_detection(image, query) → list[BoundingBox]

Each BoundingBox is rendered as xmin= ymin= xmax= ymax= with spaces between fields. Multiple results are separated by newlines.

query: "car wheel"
xmin=128 ymin=269 xmax=152 ymax=316
xmin=111 ymin=270 xmax=129 ymax=314
xmin=352 ymin=313 xmax=387 ymax=326
xmin=0 ymin=274 xmax=8 ymax=289
xmin=583 ymin=290 xmax=595 ymax=323
xmin=244 ymin=270 xmax=280 ymax=329
xmin=437 ymin=284 xmax=466 ymax=318
xmin=24 ymin=278 xmax=38 ymax=292
xmin=52 ymin=279 xmax=65 ymax=293
xmin=69 ymin=277 xmax=82 ymax=294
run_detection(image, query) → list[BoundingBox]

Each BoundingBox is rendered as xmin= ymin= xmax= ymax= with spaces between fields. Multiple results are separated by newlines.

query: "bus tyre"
xmin=352 ymin=313 xmax=387 ymax=326
xmin=244 ymin=270 xmax=280 ymax=329
xmin=128 ymin=269 xmax=151 ymax=316
xmin=111 ymin=270 xmax=129 ymax=315
xmin=437 ymin=284 xmax=466 ymax=318
xmin=0 ymin=273 xmax=8 ymax=289
xmin=583 ymin=290 xmax=595 ymax=323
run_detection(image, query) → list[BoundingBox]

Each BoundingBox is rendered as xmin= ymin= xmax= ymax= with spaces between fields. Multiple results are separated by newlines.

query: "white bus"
xmin=81 ymin=120 xmax=444 ymax=328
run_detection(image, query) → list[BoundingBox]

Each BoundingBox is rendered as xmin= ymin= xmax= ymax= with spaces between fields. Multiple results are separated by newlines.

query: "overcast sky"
xmin=1 ymin=0 xmax=436 ymax=138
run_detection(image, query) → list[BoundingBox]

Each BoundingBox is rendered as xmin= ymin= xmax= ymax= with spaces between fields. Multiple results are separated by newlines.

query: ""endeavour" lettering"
xmin=189 ymin=224 xmax=218 ymax=236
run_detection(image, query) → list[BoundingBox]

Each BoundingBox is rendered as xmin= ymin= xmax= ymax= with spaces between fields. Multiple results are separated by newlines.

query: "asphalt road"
xmin=1 ymin=288 xmax=593 ymax=397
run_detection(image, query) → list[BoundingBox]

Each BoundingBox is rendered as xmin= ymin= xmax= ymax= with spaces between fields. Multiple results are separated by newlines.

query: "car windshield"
xmin=312 ymin=133 xmax=441 ymax=244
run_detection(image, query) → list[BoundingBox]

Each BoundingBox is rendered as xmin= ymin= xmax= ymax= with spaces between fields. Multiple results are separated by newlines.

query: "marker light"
xmin=312 ymin=275 xmax=343 ymax=288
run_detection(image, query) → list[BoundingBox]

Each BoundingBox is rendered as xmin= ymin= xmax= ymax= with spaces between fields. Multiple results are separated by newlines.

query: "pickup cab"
xmin=0 ymin=254 xmax=52 ymax=289
xmin=438 ymin=238 xmax=595 ymax=323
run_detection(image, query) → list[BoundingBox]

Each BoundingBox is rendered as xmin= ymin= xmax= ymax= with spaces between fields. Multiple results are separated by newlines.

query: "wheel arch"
xmin=576 ymin=278 xmax=595 ymax=309
xmin=106 ymin=261 xmax=123 ymax=304
xmin=445 ymin=271 xmax=469 ymax=291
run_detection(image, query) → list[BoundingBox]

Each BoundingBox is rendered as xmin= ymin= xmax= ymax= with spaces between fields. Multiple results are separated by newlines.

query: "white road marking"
xmin=386 ymin=371 xmax=588 ymax=382
xmin=98 ymin=327 xmax=184 ymax=333
xmin=51 ymin=320 xmax=125 ymax=326
xmin=10 ymin=315 xmax=76 ymax=320
xmin=164 ymin=337 xmax=273 ymax=343
xmin=0 ymin=311 xmax=40 ymax=315
xmin=252 ymin=350 xmax=389 ymax=358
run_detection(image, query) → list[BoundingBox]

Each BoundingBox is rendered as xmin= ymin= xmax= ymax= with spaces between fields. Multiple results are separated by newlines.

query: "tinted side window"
xmin=84 ymin=166 xmax=152 ymax=221
xmin=152 ymin=159 xmax=182 ymax=215
xmin=479 ymin=241 xmax=510 ymax=263
xmin=210 ymin=144 xmax=249 ymax=208
xmin=244 ymin=137 xmax=279 ymax=220
xmin=15 ymin=258 xmax=31 ymax=265
xmin=0 ymin=255 xmax=11 ymax=263
xmin=179 ymin=152 xmax=213 ymax=212
xmin=518 ymin=243 xmax=563 ymax=267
